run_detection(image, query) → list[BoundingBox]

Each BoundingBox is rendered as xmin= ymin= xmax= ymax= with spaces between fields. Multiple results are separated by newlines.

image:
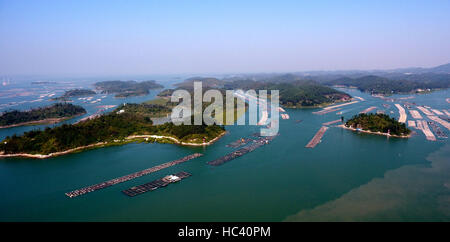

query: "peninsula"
xmin=0 ymin=103 xmax=225 ymax=158
xmin=175 ymin=76 xmax=352 ymax=108
xmin=94 ymin=80 xmax=164 ymax=98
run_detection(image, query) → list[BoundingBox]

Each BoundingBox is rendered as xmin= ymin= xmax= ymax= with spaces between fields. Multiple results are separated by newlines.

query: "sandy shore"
xmin=338 ymin=124 xmax=411 ymax=138
xmin=0 ymin=131 xmax=227 ymax=159
xmin=127 ymin=131 xmax=227 ymax=147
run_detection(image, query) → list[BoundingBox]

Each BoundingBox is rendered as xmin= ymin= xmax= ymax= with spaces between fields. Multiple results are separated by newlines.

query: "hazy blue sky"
xmin=0 ymin=0 xmax=449 ymax=75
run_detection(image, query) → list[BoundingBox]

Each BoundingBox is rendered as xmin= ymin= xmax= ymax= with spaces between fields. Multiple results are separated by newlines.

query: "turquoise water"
xmin=0 ymin=81 xmax=449 ymax=221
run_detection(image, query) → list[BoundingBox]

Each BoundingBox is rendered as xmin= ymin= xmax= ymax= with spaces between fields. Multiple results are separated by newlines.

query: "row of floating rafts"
xmin=429 ymin=121 xmax=448 ymax=138
xmin=39 ymin=93 xmax=56 ymax=98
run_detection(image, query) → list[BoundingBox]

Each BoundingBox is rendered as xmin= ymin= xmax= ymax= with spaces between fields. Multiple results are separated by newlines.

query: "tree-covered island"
xmin=94 ymin=80 xmax=164 ymax=98
xmin=51 ymin=89 xmax=96 ymax=101
xmin=343 ymin=113 xmax=411 ymax=137
xmin=0 ymin=103 xmax=86 ymax=129
xmin=175 ymin=76 xmax=352 ymax=108
xmin=0 ymin=102 xmax=226 ymax=158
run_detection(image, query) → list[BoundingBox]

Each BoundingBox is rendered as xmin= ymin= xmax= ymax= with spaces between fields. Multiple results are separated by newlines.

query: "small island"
xmin=270 ymin=82 xmax=351 ymax=108
xmin=94 ymin=80 xmax=164 ymax=98
xmin=0 ymin=103 xmax=86 ymax=129
xmin=342 ymin=113 xmax=411 ymax=137
xmin=51 ymin=89 xmax=96 ymax=101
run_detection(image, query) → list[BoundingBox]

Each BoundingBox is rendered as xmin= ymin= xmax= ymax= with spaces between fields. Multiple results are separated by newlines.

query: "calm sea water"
xmin=0 ymin=78 xmax=449 ymax=221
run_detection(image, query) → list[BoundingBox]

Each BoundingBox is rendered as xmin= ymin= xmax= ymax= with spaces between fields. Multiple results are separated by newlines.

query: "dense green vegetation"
xmin=0 ymin=103 xmax=224 ymax=155
xmin=325 ymin=75 xmax=450 ymax=95
xmin=94 ymin=80 xmax=164 ymax=97
xmin=224 ymin=79 xmax=351 ymax=107
xmin=172 ymin=75 xmax=351 ymax=107
xmin=119 ymin=103 xmax=172 ymax=118
xmin=52 ymin=89 xmax=96 ymax=100
xmin=267 ymin=81 xmax=350 ymax=107
xmin=174 ymin=77 xmax=224 ymax=89
xmin=345 ymin=113 xmax=410 ymax=136
xmin=0 ymin=103 xmax=86 ymax=127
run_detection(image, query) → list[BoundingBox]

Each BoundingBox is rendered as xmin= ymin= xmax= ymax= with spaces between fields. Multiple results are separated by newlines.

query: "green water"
xmin=0 ymin=89 xmax=449 ymax=221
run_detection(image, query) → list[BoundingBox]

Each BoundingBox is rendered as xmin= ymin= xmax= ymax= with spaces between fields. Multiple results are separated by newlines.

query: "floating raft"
xmin=409 ymin=109 xmax=423 ymax=119
xmin=122 ymin=171 xmax=192 ymax=197
xmin=226 ymin=138 xmax=253 ymax=148
xmin=394 ymin=104 xmax=407 ymax=123
xmin=305 ymin=126 xmax=329 ymax=148
xmin=427 ymin=115 xmax=450 ymax=131
xmin=429 ymin=122 xmax=448 ymax=139
xmin=417 ymin=120 xmax=436 ymax=141
xmin=208 ymin=135 xmax=277 ymax=166
xmin=65 ymin=153 xmax=202 ymax=198
xmin=431 ymin=109 xmax=444 ymax=116
xmin=313 ymin=108 xmax=341 ymax=115
xmin=322 ymin=100 xmax=359 ymax=110
xmin=417 ymin=106 xmax=434 ymax=116
xmin=443 ymin=110 xmax=450 ymax=117
xmin=322 ymin=119 xmax=341 ymax=126
xmin=360 ymin=106 xmax=377 ymax=114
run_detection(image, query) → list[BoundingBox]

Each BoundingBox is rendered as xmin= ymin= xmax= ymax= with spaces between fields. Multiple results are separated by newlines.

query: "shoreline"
xmin=0 ymin=142 xmax=107 ymax=159
xmin=338 ymin=124 xmax=411 ymax=138
xmin=127 ymin=130 xmax=227 ymax=147
xmin=0 ymin=112 xmax=86 ymax=129
xmin=0 ymin=131 xmax=227 ymax=159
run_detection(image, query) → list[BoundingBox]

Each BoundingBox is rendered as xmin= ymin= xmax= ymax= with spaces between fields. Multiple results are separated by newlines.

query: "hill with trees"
xmin=324 ymin=74 xmax=450 ymax=95
xmin=171 ymin=75 xmax=352 ymax=108
xmin=94 ymin=80 xmax=164 ymax=98
xmin=223 ymin=78 xmax=351 ymax=107
xmin=0 ymin=103 xmax=224 ymax=155
xmin=345 ymin=113 xmax=411 ymax=136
